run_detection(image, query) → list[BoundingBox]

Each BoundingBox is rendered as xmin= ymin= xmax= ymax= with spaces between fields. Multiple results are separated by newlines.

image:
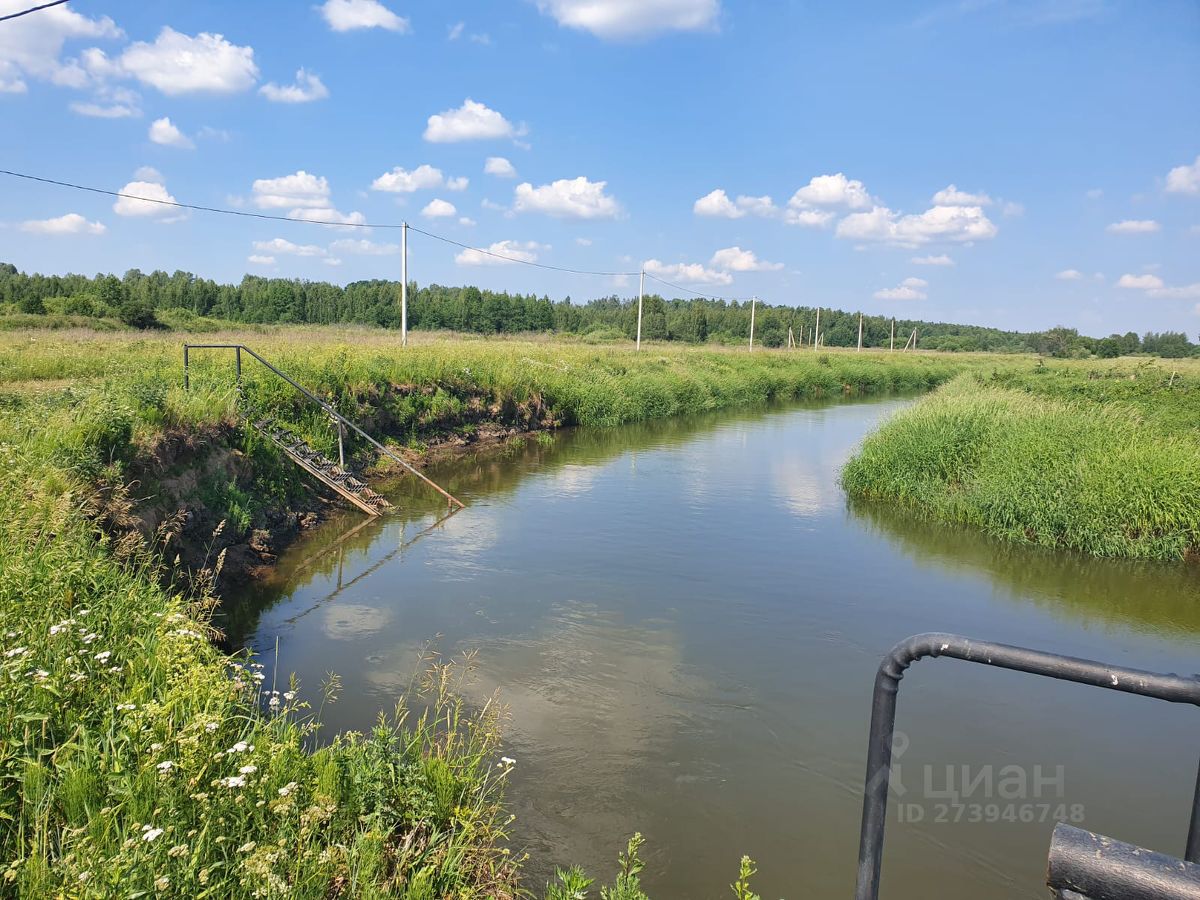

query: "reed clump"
xmin=843 ymin=369 xmax=1200 ymax=560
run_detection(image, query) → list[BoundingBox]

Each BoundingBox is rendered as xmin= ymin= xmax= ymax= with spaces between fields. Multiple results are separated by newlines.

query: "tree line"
xmin=1 ymin=262 xmax=1195 ymax=357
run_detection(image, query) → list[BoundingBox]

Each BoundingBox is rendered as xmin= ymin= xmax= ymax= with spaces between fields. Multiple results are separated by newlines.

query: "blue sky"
xmin=1 ymin=0 xmax=1198 ymax=335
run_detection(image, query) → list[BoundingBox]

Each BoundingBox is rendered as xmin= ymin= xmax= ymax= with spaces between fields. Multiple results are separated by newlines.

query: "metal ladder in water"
xmin=183 ymin=343 xmax=465 ymax=517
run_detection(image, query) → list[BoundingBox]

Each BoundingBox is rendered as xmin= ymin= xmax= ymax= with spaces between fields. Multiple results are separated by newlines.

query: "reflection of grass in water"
xmin=843 ymin=372 xmax=1200 ymax=561
xmin=851 ymin=497 xmax=1200 ymax=638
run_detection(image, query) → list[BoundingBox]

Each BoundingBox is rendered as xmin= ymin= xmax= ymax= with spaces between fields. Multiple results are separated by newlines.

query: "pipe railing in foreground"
xmin=1047 ymin=823 xmax=1200 ymax=900
xmin=183 ymin=343 xmax=465 ymax=510
xmin=856 ymin=632 xmax=1200 ymax=900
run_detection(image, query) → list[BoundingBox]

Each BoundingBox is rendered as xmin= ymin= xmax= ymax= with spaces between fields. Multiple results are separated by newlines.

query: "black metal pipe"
xmin=183 ymin=343 xmax=189 ymax=392
xmin=1047 ymin=823 xmax=1200 ymax=900
xmin=855 ymin=633 xmax=1200 ymax=900
xmin=1188 ymin=754 xmax=1200 ymax=864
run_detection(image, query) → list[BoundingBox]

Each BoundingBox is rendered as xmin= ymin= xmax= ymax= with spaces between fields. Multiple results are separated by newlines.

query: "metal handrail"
xmin=182 ymin=343 xmax=465 ymax=509
xmin=855 ymin=633 xmax=1200 ymax=900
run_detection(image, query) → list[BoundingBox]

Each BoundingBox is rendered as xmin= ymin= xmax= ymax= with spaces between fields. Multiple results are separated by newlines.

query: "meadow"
xmin=842 ymin=358 xmax=1200 ymax=561
xmin=1 ymin=325 xmax=966 ymax=897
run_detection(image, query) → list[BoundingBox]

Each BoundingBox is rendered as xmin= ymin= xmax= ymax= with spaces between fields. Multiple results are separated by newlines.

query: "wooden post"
xmin=636 ymin=268 xmax=644 ymax=351
xmin=890 ymin=318 xmax=895 ymax=352
xmin=857 ymin=312 xmax=863 ymax=351
xmin=814 ymin=307 xmax=821 ymax=348
xmin=401 ymin=222 xmax=408 ymax=348
xmin=336 ymin=420 xmax=345 ymax=468
xmin=787 ymin=326 xmax=794 ymax=349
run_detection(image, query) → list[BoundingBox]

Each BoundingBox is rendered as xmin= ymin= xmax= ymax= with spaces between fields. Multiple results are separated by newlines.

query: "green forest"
xmin=1 ymin=262 xmax=1196 ymax=357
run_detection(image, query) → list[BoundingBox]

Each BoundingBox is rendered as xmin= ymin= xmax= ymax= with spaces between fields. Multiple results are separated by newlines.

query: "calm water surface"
xmin=230 ymin=397 xmax=1200 ymax=899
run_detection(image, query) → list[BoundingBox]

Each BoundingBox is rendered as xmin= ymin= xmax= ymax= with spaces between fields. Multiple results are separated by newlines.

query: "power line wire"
xmin=642 ymin=270 xmax=754 ymax=303
xmin=0 ymin=0 xmax=71 ymax=23
xmin=0 ymin=167 xmax=768 ymax=299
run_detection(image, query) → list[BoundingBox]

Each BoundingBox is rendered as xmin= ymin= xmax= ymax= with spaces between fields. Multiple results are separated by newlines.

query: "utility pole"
xmin=401 ymin=222 xmax=408 ymax=348
xmin=787 ymin=326 xmax=794 ymax=349
xmin=814 ymin=307 xmax=821 ymax=348
xmin=748 ymin=296 xmax=757 ymax=351
xmin=857 ymin=312 xmax=863 ymax=351
xmin=636 ymin=267 xmax=644 ymax=351
xmin=890 ymin=318 xmax=895 ymax=352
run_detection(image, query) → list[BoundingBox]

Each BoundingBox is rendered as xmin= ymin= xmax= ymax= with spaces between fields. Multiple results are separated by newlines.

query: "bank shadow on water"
xmin=849 ymin=498 xmax=1200 ymax=640
xmin=220 ymin=393 xmax=904 ymax=645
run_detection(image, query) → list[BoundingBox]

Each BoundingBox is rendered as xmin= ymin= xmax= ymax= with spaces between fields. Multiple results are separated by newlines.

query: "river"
xmin=228 ymin=396 xmax=1200 ymax=899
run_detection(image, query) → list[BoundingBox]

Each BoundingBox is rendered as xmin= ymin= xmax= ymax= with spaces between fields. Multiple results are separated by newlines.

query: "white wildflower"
xmin=3 ymin=647 xmax=27 ymax=659
xmin=69 ymin=672 xmax=86 ymax=682
xmin=204 ymin=722 xmax=218 ymax=732
xmin=283 ymin=691 xmax=296 ymax=701
xmin=237 ymin=841 xmax=256 ymax=853
xmin=117 ymin=703 xmax=136 ymax=711
xmin=82 ymin=633 xmax=98 ymax=644
xmin=238 ymin=764 xmax=257 ymax=775
xmin=228 ymin=741 xmax=250 ymax=754
xmin=154 ymin=875 xmax=170 ymax=891
xmin=219 ymin=775 xmax=246 ymax=789
xmin=34 ymin=670 xmax=49 ymax=680
xmin=156 ymin=761 xmax=175 ymax=774
xmin=142 ymin=826 xmax=164 ymax=842
xmin=94 ymin=650 xmax=111 ymax=663
xmin=150 ymin=742 xmax=163 ymax=752
xmin=167 ymin=844 xmax=188 ymax=858
xmin=278 ymin=781 xmax=298 ymax=797
xmin=268 ymin=696 xmax=280 ymax=708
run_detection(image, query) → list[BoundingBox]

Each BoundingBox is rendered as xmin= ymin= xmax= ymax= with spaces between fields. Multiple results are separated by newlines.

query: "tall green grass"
xmin=0 ymin=327 xmax=841 ymax=896
xmin=843 ymin=372 xmax=1200 ymax=560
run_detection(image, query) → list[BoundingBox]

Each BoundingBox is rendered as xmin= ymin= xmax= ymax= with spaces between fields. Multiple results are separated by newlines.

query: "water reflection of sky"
xmin=239 ymin=397 xmax=1200 ymax=900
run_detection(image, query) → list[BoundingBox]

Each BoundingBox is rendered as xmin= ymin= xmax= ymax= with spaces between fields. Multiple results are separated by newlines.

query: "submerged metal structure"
xmin=182 ymin=343 xmax=465 ymax=514
xmin=855 ymin=633 xmax=1200 ymax=899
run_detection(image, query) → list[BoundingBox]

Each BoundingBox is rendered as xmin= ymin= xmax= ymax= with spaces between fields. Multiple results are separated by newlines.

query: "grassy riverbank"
xmin=2 ymin=326 xmax=968 ymax=896
xmin=843 ymin=360 xmax=1200 ymax=561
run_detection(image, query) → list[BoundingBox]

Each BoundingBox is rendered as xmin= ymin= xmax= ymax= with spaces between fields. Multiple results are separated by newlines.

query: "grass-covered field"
xmin=1 ymin=326 xmax=968 ymax=897
xmin=843 ymin=358 xmax=1200 ymax=561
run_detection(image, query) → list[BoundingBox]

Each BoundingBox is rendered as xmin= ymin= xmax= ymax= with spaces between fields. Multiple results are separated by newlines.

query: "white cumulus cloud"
xmin=911 ymin=254 xmax=954 ymax=266
xmin=371 ymin=164 xmax=445 ymax=193
xmin=446 ymin=176 xmax=469 ymax=191
xmin=113 ymin=180 xmax=178 ymax=217
xmin=260 ymin=68 xmax=329 ymax=103
xmin=643 ymin=259 xmax=732 ymax=286
xmin=422 ymin=198 xmax=457 ymax=218
xmin=1106 ymin=219 xmax=1160 ymax=234
xmin=1150 ymin=283 xmax=1200 ymax=300
xmin=330 ymin=238 xmax=399 ymax=255
xmin=931 ymin=184 xmax=992 ymax=206
xmin=514 ymin=176 xmax=620 ymax=219
xmin=1117 ymin=273 xmax=1164 ymax=290
xmin=252 ymin=171 xmax=330 ymax=209
xmin=1055 ymin=269 xmax=1084 ymax=281
xmin=248 ymin=254 xmax=275 ymax=265
xmin=103 ymin=27 xmax=258 ymax=95
xmin=455 ymin=240 xmax=544 ymax=265
xmin=709 ymin=246 xmax=782 ymax=272
xmin=20 ymin=213 xmax=106 ymax=235
xmin=0 ymin=1 xmax=120 ymax=95
xmin=789 ymin=173 xmax=873 ymax=210
xmin=424 ymin=98 xmax=518 ymax=143
xmin=873 ymin=277 xmax=928 ymax=301
xmin=319 ymin=0 xmax=410 ymax=32
xmin=485 ymin=156 xmax=517 ymax=178
xmin=252 ymin=238 xmax=326 ymax=257
xmin=837 ymin=204 xmax=997 ymax=246
xmin=286 ymin=207 xmax=366 ymax=230
xmin=693 ymin=189 xmax=777 ymax=219
xmin=1165 ymin=155 xmax=1200 ymax=196
xmin=148 ymin=116 xmax=193 ymax=148
xmin=534 ymin=0 xmax=719 ymax=39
